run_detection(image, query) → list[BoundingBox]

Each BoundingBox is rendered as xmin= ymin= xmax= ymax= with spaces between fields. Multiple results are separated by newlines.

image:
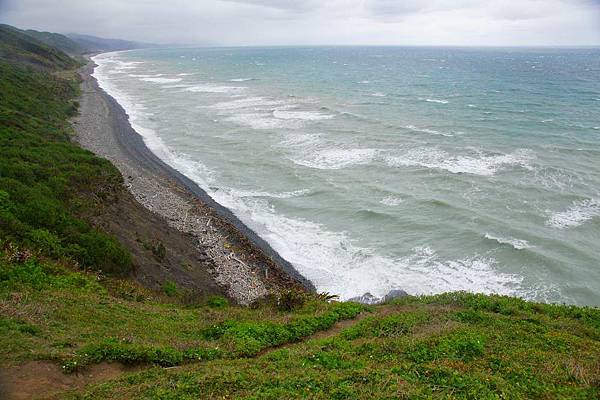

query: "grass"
xmin=0 ymin=253 xmax=364 ymax=367
xmin=1 ymin=252 xmax=598 ymax=399
xmin=0 ymin=22 xmax=599 ymax=399
xmin=71 ymin=300 xmax=599 ymax=399
xmin=0 ymin=24 xmax=80 ymax=70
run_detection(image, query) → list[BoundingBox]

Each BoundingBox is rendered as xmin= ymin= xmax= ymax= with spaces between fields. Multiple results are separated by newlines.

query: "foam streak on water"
xmin=92 ymin=47 xmax=600 ymax=306
xmin=546 ymin=198 xmax=600 ymax=229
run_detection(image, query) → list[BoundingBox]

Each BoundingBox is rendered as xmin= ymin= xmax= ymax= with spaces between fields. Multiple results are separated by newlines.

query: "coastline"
xmin=73 ymin=57 xmax=315 ymax=304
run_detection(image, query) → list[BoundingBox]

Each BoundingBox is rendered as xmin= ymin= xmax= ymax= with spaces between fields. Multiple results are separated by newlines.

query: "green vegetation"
xmin=0 ymin=23 xmax=598 ymax=399
xmin=0 ymin=24 xmax=80 ymax=70
xmin=0 ymin=30 xmax=132 ymax=275
xmin=1 ymin=251 xmax=598 ymax=399
xmin=0 ymin=253 xmax=363 ymax=369
xmin=23 ymin=29 xmax=86 ymax=57
xmin=162 ymin=280 xmax=178 ymax=296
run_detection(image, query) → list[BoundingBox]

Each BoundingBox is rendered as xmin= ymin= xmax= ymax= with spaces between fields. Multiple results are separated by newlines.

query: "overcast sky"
xmin=1 ymin=0 xmax=599 ymax=46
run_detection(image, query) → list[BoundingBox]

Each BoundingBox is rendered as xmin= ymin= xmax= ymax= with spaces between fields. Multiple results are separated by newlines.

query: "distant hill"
xmin=23 ymin=29 xmax=85 ymax=56
xmin=0 ymin=24 xmax=80 ymax=70
xmin=66 ymin=33 xmax=155 ymax=53
xmin=0 ymin=24 xmax=155 ymax=57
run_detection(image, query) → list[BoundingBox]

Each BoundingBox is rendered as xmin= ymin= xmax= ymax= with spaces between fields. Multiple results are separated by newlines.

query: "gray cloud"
xmin=219 ymin=0 xmax=318 ymax=12
xmin=0 ymin=0 xmax=598 ymax=46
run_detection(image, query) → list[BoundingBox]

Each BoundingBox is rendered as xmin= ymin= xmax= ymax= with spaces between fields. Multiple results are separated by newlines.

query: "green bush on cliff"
xmin=0 ymin=61 xmax=131 ymax=274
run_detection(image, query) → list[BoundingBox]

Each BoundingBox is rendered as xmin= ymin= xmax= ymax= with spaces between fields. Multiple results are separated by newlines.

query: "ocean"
xmin=93 ymin=46 xmax=600 ymax=306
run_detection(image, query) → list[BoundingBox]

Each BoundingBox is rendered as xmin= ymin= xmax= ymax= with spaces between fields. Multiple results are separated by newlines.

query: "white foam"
xmin=226 ymin=188 xmax=310 ymax=199
xmin=425 ymin=98 xmax=449 ymax=104
xmin=141 ymin=77 xmax=183 ymax=84
xmin=405 ymin=125 xmax=454 ymax=137
xmin=218 ymin=101 xmax=332 ymax=130
xmin=273 ymin=110 xmax=334 ymax=121
xmin=248 ymin=225 xmax=525 ymax=299
xmin=112 ymin=60 xmax=144 ymax=72
xmin=546 ymin=198 xmax=600 ymax=229
xmin=368 ymin=92 xmax=386 ymax=97
xmin=292 ymin=148 xmax=377 ymax=170
xmin=380 ymin=196 xmax=404 ymax=206
xmin=226 ymin=112 xmax=300 ymax=130
xmin=129 ymin=73 xmax=163 ymax=78
xmin=92 ymin=53 xmax=216 ymax=191
xmin=278 ymin=133 xmax=323 ymax=147
xmin=209 ymin=97 xmax=286 ymax=110
xmin=184 ymin=84 xmax=246 ymax=93
xmin=357 ymin=80 xmax=370 ymax=84
xmin=386 ymin=148 xmax=534 ymax=176
xmin=195 ymin=183 xmax=527 ymax=300
xmin=484 ymin=233 xmax=531 ymax=250
xmin=93 ymin=54 xmax=144 ymax=122
xmin=532 ymin=168 xmax=578 ymax=191
xmin=90 ymin=51 xmax=540 ymax=303
xmin=229 ymin=78 xmax=254 ymax=82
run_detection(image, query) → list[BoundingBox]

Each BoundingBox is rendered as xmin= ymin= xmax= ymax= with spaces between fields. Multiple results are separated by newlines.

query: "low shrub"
xmin=276 ymin=289 xmax=307 ymax=311
xmin=0 ymin=255 xmax=103 ymax=294
xmin=206 ymin=302 xmax=364 ymax=356
xmin=0 ymin=317 xmax=42 ymax=336
xmin=63 ymin=338 xmax=226 ymax=373
xmin=207 ymin=295 xmax=229 ymax=309
xmin=152 ymin=241 xmax=166 ymax=262
xmin=162 ymin=280 xmax=178 ymax=297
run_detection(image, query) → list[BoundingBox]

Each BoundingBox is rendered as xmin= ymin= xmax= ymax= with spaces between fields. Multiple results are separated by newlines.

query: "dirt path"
xmin=0 ymin=361 xmax=142 ymax=400
xmin=0 ymin=307 xmax=395 ymax=399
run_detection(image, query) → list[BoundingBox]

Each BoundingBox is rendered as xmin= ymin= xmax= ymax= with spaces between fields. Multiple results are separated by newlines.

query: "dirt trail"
xmin=0 ymin=361 xmax=142 ymax=400
xmin=0 ymin=306 xmax=402 ymax=399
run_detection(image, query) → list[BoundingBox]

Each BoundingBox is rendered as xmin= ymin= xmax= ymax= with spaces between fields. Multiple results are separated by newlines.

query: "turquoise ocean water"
xmin=93 ymin=47 xmax=600 ymax=305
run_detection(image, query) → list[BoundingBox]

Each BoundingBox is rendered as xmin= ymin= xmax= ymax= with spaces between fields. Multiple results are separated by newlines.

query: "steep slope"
xmin=24 ymin=29 xmax=85 ymax=56
xmin=0 ymin=23 xmax=227 ymax=296
xmin=0 ymin=24 xmax=79 ymax=70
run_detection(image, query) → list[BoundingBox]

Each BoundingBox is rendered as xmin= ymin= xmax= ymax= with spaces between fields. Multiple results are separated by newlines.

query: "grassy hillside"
xmin=1 ymin=253 xmax=598 ymax=399
xmin=24 ymin=29 xmax=86 ymax=56
xmin=0 ymin=24 xmax=80 ymax=70
xmin=1 ymin=25 xmax=150 ymax=60
xmin=0 ymin=29 xmax=131 ymax=275
xmin=0 ymin=24 xmax=599 ymax=399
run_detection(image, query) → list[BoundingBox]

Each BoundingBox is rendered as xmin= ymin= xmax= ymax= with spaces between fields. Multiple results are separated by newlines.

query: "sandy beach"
xmin=72 ymin=59 xmax=314 ymax=304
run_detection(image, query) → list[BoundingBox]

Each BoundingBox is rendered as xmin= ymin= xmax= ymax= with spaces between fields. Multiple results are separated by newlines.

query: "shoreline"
xmin=73 ymin=57 xmax=315 ymax=304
